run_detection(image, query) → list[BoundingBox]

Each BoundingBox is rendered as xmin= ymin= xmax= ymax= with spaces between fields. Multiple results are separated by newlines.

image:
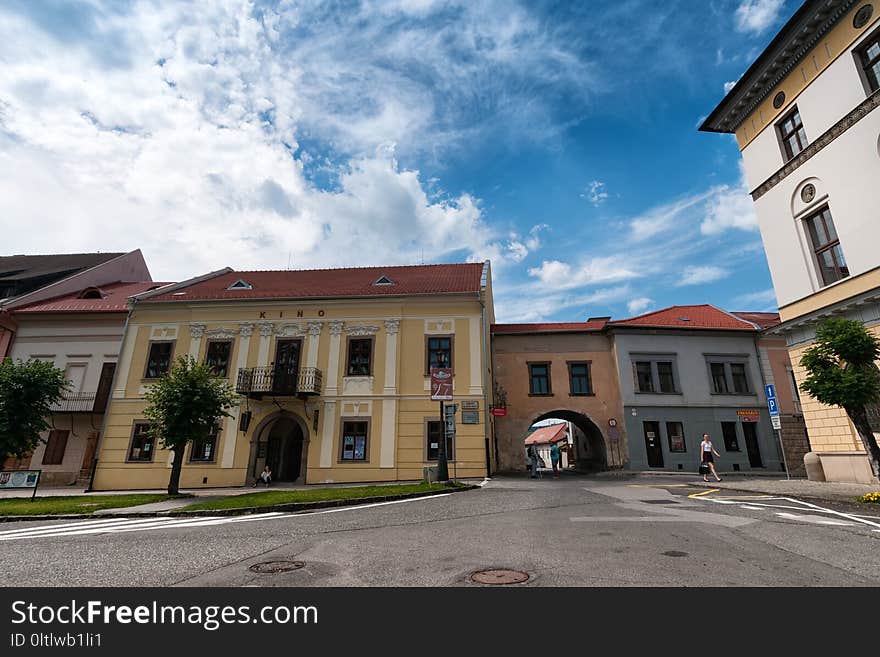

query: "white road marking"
xmin=774 ymin=512 xmax=855 ymax=526
xmin=693 ymin=493 xmax=880 ymax=531
xmin=0 ymin=494 xmax=453 ymax=542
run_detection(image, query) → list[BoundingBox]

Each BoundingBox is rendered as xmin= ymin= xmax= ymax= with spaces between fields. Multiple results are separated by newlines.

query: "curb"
xmin=690 ymin=481 xmax=876 ymax=508
xmin=0 ymin=484 xmax=478 ymax=523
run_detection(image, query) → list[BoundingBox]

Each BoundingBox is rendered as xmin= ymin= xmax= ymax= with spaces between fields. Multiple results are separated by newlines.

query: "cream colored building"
xmin=92 ymin=263 xmax=495 ymax=490
xmin=701 ymin=0 xmax=880 ymax=482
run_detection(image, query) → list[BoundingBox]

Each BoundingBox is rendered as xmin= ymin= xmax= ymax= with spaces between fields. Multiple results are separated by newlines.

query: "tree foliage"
xmin=0 ymin=358 xmax=70 ymax=460
xmin=799 ymin=318 xmax=880 ymax=479
xmin=143 ymin=356 xmax=238 ymax=494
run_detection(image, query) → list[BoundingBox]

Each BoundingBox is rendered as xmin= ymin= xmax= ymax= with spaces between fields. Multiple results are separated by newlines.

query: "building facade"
xmin=4 ymin=282 xmax=163 ymax=485
xmin=490 ymin=320 xmax=626 ymax=474
xmin=609 ymin=306 xmax=783 ymax=474
xmin=701 ymin=0 xmax=880 ymax=482
xmin=91 ymin=263 xmax=495 ymax=490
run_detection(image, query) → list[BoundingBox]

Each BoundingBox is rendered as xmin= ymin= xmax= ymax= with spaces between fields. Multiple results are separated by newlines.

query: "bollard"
xmin=803 ymin=452 xmax=825 ymax=482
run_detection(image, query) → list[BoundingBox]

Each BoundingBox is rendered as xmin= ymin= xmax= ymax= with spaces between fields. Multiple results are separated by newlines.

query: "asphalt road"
xmin=1 ymin=474 xmax=879 ymax=587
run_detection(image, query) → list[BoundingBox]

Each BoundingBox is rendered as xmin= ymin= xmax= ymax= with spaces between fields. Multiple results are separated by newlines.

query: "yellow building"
xmin=701 ymin=1 xmax=880 ymax=483
xmin=92 ymin=263 xmax=495 ymax=490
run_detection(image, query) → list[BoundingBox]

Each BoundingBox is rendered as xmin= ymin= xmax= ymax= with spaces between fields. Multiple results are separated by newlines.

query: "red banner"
xmin=430 ymin=367 xmax=453 ymax=401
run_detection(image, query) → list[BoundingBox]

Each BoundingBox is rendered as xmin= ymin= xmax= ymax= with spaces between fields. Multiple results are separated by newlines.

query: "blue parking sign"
xmin=765 ymin=384 xmax=776 ymax=400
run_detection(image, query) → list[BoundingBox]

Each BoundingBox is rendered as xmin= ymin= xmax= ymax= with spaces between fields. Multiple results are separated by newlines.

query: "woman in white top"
xmin=700 ymin=433 xmax=722 ymax=482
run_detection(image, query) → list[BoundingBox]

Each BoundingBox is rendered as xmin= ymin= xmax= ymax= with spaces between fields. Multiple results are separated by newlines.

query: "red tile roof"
xmin=492 ymin=320 xmax=608 ymax=334
xmin=13 ymin=282 xmax=170 ymax=314
xmin=731 ymin=311 xmax=781 ymax=329
xmin=142 ymin=264 xmax=485 ymax=302
xmin=524 ymin=423 xmax=568 ymax=446
xmin=610 ymin=304 xmax=757 ymax=331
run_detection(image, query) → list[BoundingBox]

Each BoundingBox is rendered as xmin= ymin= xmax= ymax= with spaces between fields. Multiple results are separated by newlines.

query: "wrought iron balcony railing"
xmin=50 ymin=393 xmax=97 ymax=413
xmin=236 ymin=366 xmax=322 ymax=397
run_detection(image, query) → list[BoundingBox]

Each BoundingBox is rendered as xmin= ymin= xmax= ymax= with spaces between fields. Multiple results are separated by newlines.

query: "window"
xmin=426 ymin=336 xmax=453 ymax=373
xmin=42 ymin=429 xmax=69 ymax=465
xmin=190 ymin=426 xmax=219 ymax=462
xmin=144 ymin=341 xmax=174 ymax=379
xmin=340 ymin=421 xmax=369 ymax=461
xmin=528 ymin=362 xmax=551 ymax=395
xmin=730 ymin=363 xmax=750 ymax=393
xmin=568 ymin=361 xmax=592 ymax=395
xmin=635 ymin=361 xmax=654 ymax=393
xmin=426 ymin=420 xmax=454 ymax=461
xmin=709 ymin=363 xmax=728 ymax=393
xmin=127 ymin=423 xmax=155 ymax=462
xmin=721 ymin=422 xmax=740 ymax=451
xmin=346 ymin=338 xmax=373 ymax=376
xmin=777 ymin=107 xmax=808 ymax=160
xmin=633 ymin=358 xmax=678 ymax=393
xmin=205 ymin=340 xmax=232 ymax=377
xmin=657 ymin=361 xmax=676 ymax=393
xmin=804 ymin=207 xmax=849 ymax=286
xmin=709 ymin=360 xmax=752 ymax=394
xmin=666 ymin=422 xmax=686 ymax=453
xmin=858 ymin=30 xmax=880 ymax=92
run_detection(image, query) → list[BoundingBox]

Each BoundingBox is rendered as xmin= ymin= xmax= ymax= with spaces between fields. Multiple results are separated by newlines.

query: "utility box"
xmin=423 ymin=465 xmax=439 ymax=483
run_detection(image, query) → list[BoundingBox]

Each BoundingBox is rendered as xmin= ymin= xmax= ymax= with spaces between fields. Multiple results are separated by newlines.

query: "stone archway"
xmin=529 ymin=410 xmax=609 ymax=472
xmin=246 ymin=411 xmax=310 ymax=484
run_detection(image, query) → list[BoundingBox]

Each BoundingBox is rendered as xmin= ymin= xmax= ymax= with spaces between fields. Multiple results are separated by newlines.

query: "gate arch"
xmin=529 ymin=410 xmax=609 ymax=472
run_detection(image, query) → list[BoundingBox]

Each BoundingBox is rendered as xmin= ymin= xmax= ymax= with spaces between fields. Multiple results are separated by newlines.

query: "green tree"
xmin=799 ymin=318 xmax=880 ymax=480
xmin=143 ymin=356 xmax=239 ymax=495
xmin=0 ymin=358 xmax=70 ymax=460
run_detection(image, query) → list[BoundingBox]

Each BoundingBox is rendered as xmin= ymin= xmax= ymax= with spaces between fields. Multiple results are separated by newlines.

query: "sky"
xmin=0 ymin=0 xmax=799 ymax=322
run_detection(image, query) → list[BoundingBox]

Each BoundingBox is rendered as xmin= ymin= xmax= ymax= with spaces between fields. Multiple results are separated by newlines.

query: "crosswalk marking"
xmin=0 ymin=512 xmax=288 ymax=542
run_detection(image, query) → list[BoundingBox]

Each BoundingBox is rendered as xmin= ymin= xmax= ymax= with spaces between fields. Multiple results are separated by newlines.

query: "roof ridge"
xmin=231 ymin=262 xmax=483 ymax=275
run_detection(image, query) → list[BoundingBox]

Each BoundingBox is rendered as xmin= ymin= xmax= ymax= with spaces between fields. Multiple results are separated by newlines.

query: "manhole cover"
xmin=470 ymin=569 xmax=529 ymax=585
xmin=641 ymin=499 xmax=678 ymax=504
xmin=249 ymin=560 xmax=305 ymax=574
xmin=662 ymin=551 xmax=688 ymax=558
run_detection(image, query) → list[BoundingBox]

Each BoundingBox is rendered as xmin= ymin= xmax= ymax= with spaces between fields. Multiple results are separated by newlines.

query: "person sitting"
xmin=253 ymin=465 xmax=272 ymax=487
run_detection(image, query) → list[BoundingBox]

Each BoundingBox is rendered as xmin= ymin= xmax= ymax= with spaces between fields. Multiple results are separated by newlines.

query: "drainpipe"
xmin=87 ymin=298 xmax=136 ymax=492
xmin=480 ymin=290 xmax=492 ymax=477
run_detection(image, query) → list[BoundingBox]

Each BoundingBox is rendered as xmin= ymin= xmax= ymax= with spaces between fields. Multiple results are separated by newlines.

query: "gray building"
xmin=609 ymin=305 xmax=783 ymax=474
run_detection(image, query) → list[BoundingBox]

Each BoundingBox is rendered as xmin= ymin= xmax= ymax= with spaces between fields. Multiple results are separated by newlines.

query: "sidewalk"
xmin=690 ymin=477 xmax=878 ymax=503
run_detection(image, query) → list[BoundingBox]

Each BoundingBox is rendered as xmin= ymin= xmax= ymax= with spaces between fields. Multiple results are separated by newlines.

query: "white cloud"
xmin=735 ymin=0 xmax=786 ymax=35
xmin=732 ymin=288 xmax=778 ymax=309
xmin=2 ymin=1 xmax=586 ymax=282
xmin=627 ymin=297 xmax=653 ymax=314
xmin=700 ymin=186 xmax=758 ymax=236
xmin=581 ymin=180 xmax=609 ymax=206
xmin=630 ymin=191 xmax=714 ymax=242
xmin=723 ymin=80 xmax=738 ymax=94
xmin=676 ymin=265 xmax=729 ymax=287
xmin=527 ymin=257 xmax=640 ymax=290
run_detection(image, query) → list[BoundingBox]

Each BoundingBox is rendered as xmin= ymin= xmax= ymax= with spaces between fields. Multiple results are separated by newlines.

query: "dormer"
xmin=78 ymin=287 xmax=105 ymax=299
xmin=227 ymin=279 xmax=253 ymax=290
xmin=372 ymin=275 xmax=395 ymax=286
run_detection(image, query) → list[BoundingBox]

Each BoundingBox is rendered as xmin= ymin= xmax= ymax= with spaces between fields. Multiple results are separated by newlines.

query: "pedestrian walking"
xmin=550 ymin=442 xmax=561 ymax=478
xmin=699 ymin=433 xmax=722 ymax=482
xmin=526 ymin=444 xmax=539 ymax=479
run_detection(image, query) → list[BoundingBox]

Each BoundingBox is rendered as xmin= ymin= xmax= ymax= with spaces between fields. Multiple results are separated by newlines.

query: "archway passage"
xmin=530 ymin=410 xmax=608 ymax=472
xmin=249 ymin=413 xmax=308 ymax=483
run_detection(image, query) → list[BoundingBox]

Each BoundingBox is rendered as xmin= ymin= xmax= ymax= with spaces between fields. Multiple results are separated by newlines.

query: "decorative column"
xmin=188 ymin=323 xmax=206 ymax=359
xmin=221 ymin=322 xmax=254 ymax=469
xmin=319 ymin=401 xmax=336 ymax=468
xmin=306 ymin=321 xmax=322 ymax=369
xmin=380 ymin=319 xmax=401 ymax=469
xmin=325 ymin=321 xmax=344 ymax=396
xmin=113 ymin=325 xmax=139 ymax=399
xmin=257 ymin=321 xmax=275 ymax=365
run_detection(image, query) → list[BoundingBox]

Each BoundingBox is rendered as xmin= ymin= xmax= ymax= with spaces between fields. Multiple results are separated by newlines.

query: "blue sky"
xmin=0 ymin=0 xmax=798 ymax=321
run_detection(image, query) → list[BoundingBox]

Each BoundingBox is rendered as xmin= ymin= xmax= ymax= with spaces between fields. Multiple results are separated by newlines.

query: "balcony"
xmin=236 ymin=366 xmax=322 ymax=399
xmin=50 ymin=393 xmax=98 ymax=413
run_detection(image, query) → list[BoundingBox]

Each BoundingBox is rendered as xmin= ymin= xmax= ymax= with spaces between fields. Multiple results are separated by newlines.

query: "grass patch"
xmin=184 ymin=481 xmax=465 ymax=511
xmin=0 ymin=494 xmax=172 ymax=516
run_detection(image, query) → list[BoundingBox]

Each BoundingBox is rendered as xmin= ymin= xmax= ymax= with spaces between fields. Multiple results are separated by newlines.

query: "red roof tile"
xmin=610 ymin=305 xmax=757 ymax=331
xmin=492 ymin=320 xmax=607 ymax=334
xmin=524 ymin=423 xmax=568 ymax=446
xmin=13 ymin=282 xmax=170 ymax=314
xmin=142 ymin=264 xmax=485 ymax=302
xmin=731 ymin=311 xmax=781 ymax=329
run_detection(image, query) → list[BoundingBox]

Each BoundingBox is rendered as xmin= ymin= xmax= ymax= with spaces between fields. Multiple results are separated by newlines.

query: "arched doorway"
xmin=247 ymin=412 xmax=309 ymax=484
xmin=529 ymin=410 xmax=609 ymax=472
